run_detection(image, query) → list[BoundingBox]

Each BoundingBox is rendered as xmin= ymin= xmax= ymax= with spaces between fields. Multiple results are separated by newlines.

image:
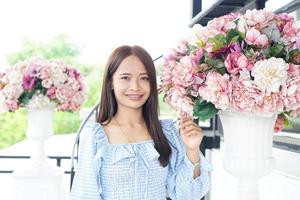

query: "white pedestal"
xmin=219 ymin=110 xmax=277 ymax=200
xmin=13 ymin=164 xmax=67 ymax=200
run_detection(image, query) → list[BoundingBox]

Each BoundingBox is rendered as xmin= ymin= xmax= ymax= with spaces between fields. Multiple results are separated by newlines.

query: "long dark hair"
xmin=96 ymin=45 xmax=171 ymax=167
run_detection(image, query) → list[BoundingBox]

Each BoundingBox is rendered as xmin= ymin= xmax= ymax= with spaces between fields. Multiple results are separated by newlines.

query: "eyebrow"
xmin=119 ymin=72 xmax=148 ymax=76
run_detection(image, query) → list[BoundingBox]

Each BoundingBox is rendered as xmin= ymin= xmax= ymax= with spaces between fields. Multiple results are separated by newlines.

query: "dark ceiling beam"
xmin=220 ymin=2 xmax=245 ymax=7
xmin=189 ymin=0 xmax=224 ymax=27
xmin=192 ymin=0 xmax=202 ymax=18
xmin=275 ymin=0 xmax=300 ymax=14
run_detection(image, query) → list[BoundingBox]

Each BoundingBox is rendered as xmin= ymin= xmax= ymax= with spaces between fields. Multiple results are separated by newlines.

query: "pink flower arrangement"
xmin=160 ymin=9 xmax=300 ymax=132
xmin=0 ymin=57 xmax=87 ymax=112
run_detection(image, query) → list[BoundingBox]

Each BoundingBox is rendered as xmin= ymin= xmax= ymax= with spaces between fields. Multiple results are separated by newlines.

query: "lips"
xmin=126 ymin=94 xmax=144 ymax=101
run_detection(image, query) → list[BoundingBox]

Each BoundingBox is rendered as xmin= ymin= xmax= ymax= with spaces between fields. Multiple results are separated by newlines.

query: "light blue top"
xmin=69 ymin=119 xmax=212 ymax=200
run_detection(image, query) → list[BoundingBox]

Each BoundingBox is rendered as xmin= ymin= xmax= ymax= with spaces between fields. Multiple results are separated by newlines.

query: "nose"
xmin=129 ymin=78 xmax=141 ymax=91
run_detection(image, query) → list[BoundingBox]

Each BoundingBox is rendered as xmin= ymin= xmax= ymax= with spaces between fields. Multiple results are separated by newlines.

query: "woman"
xmin=70 ymin=45 xmax=211 ymax=200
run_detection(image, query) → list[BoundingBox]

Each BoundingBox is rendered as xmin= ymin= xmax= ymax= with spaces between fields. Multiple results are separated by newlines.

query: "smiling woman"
xmin=69 ymin=45 xmax=212 ymax=200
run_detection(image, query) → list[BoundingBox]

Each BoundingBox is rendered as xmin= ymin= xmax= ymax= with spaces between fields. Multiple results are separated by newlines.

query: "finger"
xmin=182 ymin=129 xmax=202 ymax=137
xmin=179 ymin=120 xmax=196 ymax=129
xmin=181 ymin=125 xmax=203 ymax=136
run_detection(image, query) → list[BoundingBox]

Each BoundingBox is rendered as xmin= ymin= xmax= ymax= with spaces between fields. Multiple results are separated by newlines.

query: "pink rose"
xmin=225 ymin=51 xmax=253 ymax=75
xmin=46 ymin=87 xmax=56 ymax=99
xmin=274 ymin=115 xmax=285 ymax=133
xmin=245 ymin=28 xmax=269 ymax=48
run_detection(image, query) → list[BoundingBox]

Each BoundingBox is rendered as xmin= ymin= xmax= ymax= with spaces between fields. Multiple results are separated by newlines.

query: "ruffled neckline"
xmin=92 ymin=121 xmax=154 ymax=146
xmin=91 ymin=121 xmax=164 ymax=166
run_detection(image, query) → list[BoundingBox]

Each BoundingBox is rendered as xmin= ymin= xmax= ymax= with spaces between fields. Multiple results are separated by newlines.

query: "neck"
xmin=114 ymin=107 xmax=144 ymax=126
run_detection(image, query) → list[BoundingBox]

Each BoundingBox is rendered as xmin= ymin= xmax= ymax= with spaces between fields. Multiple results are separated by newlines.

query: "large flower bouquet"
xmin=160 ymin=9 xmax=300 ymax=132
xmin=0 ymin=57 xmax=87 ymax=112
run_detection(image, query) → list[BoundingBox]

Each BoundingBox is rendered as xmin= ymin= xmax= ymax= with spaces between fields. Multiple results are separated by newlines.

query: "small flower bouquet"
xmin=160 ymin=9 xmax=300 ymax=132
xmin=0 ymin=57 xmax=87 ymax=112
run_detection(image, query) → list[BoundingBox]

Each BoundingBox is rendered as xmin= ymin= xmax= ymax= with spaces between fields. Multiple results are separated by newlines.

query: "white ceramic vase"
xmin=13 ymin=108 xmax=67 ymax=200
xmin=218 ymin=110 xmax=277 ymax=200
xmin=14 ymin=108 xmax=60 ymax=175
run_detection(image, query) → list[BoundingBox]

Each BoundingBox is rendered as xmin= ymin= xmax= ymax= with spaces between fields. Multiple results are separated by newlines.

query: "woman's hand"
xmin=179 ymin=117 xmax=204 ymax=151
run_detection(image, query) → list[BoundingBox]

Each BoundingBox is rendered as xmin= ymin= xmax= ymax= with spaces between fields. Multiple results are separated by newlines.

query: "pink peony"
xmin=225 ymin=51 xmax=253 ymax=75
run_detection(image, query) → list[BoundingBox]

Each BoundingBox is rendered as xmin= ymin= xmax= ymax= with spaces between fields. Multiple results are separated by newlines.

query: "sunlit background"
xmin=0 ymin=0 xmax=191 ymax=68
xmin=0 ymin=0 xmax=298 ymax=148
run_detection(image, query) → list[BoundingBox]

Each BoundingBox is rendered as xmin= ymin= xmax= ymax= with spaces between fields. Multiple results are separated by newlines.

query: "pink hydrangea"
xmin=230 ymin=78 xmax=264 ymax=112
xmin=199 ymin=71 xmax=230 ymax=110
xmin=262 ymin=92 xmax=284 ymax=113
xmin=171 ymin=56 xmax=197 ymax=87
xmin=282 ymin=77 xmax=300 ymax=111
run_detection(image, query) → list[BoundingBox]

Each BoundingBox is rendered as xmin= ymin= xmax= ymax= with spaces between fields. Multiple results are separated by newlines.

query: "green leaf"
xmin=193 ymin=98 xmax=218 ymax=121
xmin=226 ymin=29 xmax=243 ymax=44
xmin=270 ymin=43 xmax=285 ymax=57
xmin=207 ymin=34 xmax=226 ymax=51
xmin=205 ymin=56 xmax=226 ymax=74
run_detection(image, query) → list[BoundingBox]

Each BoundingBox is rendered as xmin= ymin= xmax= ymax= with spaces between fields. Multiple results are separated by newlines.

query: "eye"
xmin=121 ymin=76 xmax=130 ymax=80
xmin=141 ymin=76 xmax=149 ymax=81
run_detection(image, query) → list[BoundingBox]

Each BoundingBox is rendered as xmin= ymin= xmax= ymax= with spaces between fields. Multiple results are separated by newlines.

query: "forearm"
xmin=186 ymin=149 xmax=201 ymax=179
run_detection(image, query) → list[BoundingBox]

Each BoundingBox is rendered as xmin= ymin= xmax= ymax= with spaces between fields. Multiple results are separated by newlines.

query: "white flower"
xmin=252 ymin=57 xmax=289 ymax=93
xmin=237 ymin=17 xmax=248 ymax=33
xmin=26 ymin=93 xmax=56 ymax=109
xmin=2 ymin=84 xmax=24 ymax=100
xmin=0 ymin=92 xmax=8 ymax=113
xmin=2 ymin=69 xmax=23 ymax=85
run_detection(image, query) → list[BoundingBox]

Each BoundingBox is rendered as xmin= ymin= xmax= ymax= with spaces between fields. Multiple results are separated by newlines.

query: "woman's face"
xmin=112 ymin=55 xmax=151 ymax=110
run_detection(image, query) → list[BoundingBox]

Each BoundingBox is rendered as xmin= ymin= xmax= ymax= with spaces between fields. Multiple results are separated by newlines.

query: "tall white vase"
xmin=218 ymin=110 xmax=277 ymax=200
xmin=13 ymin=108 xmax=67 ymax=200
xmin=26 ymin=108 xmax=54 ymax=171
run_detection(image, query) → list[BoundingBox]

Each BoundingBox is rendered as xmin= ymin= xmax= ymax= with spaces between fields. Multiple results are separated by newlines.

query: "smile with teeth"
xmin=126 ymin=94 xmax=143 ymax=100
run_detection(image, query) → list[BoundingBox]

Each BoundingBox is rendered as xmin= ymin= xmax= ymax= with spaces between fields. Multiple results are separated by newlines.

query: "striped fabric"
xmin=69 ymin=119 xmax=212 ymax=200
